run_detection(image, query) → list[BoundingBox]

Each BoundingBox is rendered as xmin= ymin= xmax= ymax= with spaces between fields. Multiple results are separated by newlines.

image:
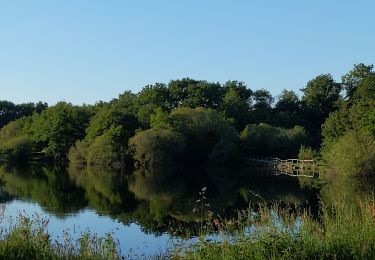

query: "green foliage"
xmin=352 ymin=75 xmax=375 ymax=101
xmin=150 ymin=107 xmax=170 ymax=129
xmin=134 ymin=83 xmax=172 ymax=127
xmin=87 ymin=128 xmax=121 ymax=166
xmin=321 ymin=104 xmax=350 ymax=150
xmin=0 ymin=215 xmax=119 ymax=259
xmin=322 ymin=97 xmax=375 ymax=151
xmin=325 ymin=131 xmax=375 ymax=176
xmin=0 ymin=117 xmax=35 ymax=162
xmin=252 ymin=89 xmax=274 ymax=124
xmin=342 ymin=63 xmax=374 ymax=99
xmin=1 ymin=67 xmax=373 ymax=168
xmin=273 ymin=90 xmax=301 ymax=128
xmin=0 ymin=100 xmax=47 ymax=129
xmin=68 ymin=139 xmax=89 ymax=164
xmin=0 ymin=118 xmax=27 ymax=142
xmin=129 ymin=128 xmax=186 ymax=168
xmin=300 ymin=74 xmax=342 ymax=146
xmin=322 ymin=75 xmax=375 ymax=176
xmin=167 ymin=78 xmax=199 ymax=107
xmin=173 ymin=201 xmax=375 ymax=260
xmin=0 ymin=136 xmax=33 ymax=162
xmin=85 ymin=105 xmax=138 ymax=144
xmin=31 ymin=102 xmax=90 ymax=161
xmin=301 ymin=74 xmax=341 ymax=116
xmin=79 ymin=104 xmax=139 ymax=166
xmin=184 ymin=81 xmax=224 ymax=109
xmin=170 ymin=107 xmax=239 ymax=163
xmin=240 ymin=123 xmax=309 ymax=158
xmin=298 ymin=145 xmax=319 ymax=160
xmin=222 ymin=85 xmax=250 ymax=129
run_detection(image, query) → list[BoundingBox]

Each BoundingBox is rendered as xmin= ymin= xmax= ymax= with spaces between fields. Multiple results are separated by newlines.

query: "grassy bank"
xmin=1 ymin=198 xmax=375 ymax=259
xmin=171 ymin=200 xmax=375 ymax=260
xmin=0 ymin=210 xmax=120 ymax=260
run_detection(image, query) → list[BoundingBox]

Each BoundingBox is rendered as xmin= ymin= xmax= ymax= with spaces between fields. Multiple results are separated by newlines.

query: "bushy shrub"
xmin=68 ymin=139 xmax=89 ymax=164
xmin=325 ymin=130 xmax=375 ymax=176
xmin=86 ymin=133 xmax=118 ymax=166
xmin=1 ymin=136 xmax=33 ymax=162
xmin=129 ymin=128 xmax=186 ymax=168
xmin=298 ymin=145 xmax=319 ymax=160
xmin=170 ymin=107 xmax=239 ymax=163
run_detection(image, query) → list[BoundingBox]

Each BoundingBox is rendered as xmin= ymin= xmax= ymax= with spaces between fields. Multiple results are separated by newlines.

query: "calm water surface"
xmin=0 ymin=163 xmax=373 ymax=256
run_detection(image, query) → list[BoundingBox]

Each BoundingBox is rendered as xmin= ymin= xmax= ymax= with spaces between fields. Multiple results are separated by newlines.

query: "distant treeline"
xmin=0 ymin=64 xmax=374 ymax=175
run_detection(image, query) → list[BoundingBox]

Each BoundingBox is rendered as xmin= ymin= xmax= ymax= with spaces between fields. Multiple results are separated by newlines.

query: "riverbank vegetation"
xmin=171 ymin=199 xmax=375 ymax=260
xmin=0 ymin=210 xmax=120 ymax=259
xmin=1 ymin=191 xmax=374 ymax=259
xmin=0 ymin=63 xmax=374 ymax=173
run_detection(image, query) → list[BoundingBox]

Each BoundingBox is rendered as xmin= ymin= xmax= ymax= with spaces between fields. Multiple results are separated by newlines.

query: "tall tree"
xmin=273 ymin=90 xmax=301 ymax=128
xmin=184 ymin=81 xmax=224 ymax=109
xmin=300 ymin=74 xmax=342 ymax=146
xmin=251 ymin=89 xmax=274 ymax=124
xmin=167 ymin=78 xmax=199 ymax=108
xmin=0 ymin=101 xmax=47 ymax=129
xmin=342 ymin=63 xmax=374 ymax=100
xmin=134 ymin=83 xmax=171 ymax=127
xmin=222 ymin=81 xmax=253 ymax=130
xmin=31 ymin=102 xmax=90 ymax=161
xmin=301 ymin=74 xmax=341 ymax=117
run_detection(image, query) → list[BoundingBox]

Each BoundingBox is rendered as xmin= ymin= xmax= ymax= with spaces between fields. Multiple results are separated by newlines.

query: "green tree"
xmin=322 ymin=73 xmax=375 ymax=176
xmin=301 ymin=74 xmax=341 ymax=117
xmin=134 ymin=83 xmax=172 ymax=127
xmin=68 ymin=139 xmax=90 ymax=164
xmin=240 ymin=123 xmax=309 ymax=158
xmin=150 ymin=107 xmax=170 ymax=129
xmin=31 ymin=102 xmax=90 ymax=161
xmin=86 ymin=130 xmax=119 ymax=166
xmin=184 ymin=81 xmax=224 ymax=109
xmin=251 ymin=89 xmax=274 ymax=124
xmin=129 ymin=128 xmax=186 ymax=168
xmin=0 ymin=101 xmax=47 ymax=129
xmin=322 ymin=76 xmax=375 ymax=152
xmin=301 ymin=74 xmax=342 ymax=146
xmin=0 ymin=117 xmax=29 ymax=143
xmin=222 ymin=81 xmax=252 ymax=130
xmin=325 ymin=131 xmax=375 ymax=176
xmin=167 ymin=78 xmax=199 ymax=108
xmin=77 ymin=105 xmax=139 ymax=165
xmin=0 ymin=136 xmax=33 ymax=162
xmin=170 ymin=107 xmax=239 ymax=163
xmin=0 ymin=116 xmax=36 ymax=161
xmin=342 ymin=63 xmax=374 ymax=99
xmin=85 ymin=105 xmax=138 ymax=143
xmin=273 ymin=90 xmax=301 ymax=128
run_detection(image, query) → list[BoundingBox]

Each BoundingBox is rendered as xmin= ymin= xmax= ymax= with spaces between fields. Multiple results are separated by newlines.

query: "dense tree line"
xmin=322 ymin=65 xmax=375 ymax=176
xmin=0 ymin=101 xmax=47 ymax=129
xmin=0 ymin=64 xmax=374 ymax=175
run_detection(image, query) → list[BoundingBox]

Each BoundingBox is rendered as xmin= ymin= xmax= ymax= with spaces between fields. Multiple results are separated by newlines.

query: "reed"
xmin=0 ymin=211 xmax=120 ymax=260
xmin=170 ymin=198 xmax=375 ymax=259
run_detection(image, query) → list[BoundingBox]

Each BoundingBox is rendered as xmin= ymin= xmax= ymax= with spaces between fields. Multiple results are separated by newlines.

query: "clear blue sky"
xmin=1 ymin=1 xmax=374 ymax=105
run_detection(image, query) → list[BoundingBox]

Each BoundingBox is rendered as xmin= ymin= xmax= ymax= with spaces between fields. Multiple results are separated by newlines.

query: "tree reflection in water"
xmin=1 ymin=163 xmax=373 ymax=237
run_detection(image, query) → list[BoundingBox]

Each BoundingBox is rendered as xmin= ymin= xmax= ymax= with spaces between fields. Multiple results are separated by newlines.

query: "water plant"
xmin=170 ymin=198 xmax=375 ymax=259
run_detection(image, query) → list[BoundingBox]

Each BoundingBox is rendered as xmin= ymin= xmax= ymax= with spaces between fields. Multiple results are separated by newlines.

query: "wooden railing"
xmin=248 ymin=156 xmax=320 ymax=177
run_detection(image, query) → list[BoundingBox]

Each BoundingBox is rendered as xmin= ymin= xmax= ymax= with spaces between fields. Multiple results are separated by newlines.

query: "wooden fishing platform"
xmin=248 ymin=156 xmax=320 ymax=178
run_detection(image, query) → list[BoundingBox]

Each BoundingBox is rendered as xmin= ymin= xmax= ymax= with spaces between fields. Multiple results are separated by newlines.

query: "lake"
xmin=0 ymin=163 xmax=373 ymax=257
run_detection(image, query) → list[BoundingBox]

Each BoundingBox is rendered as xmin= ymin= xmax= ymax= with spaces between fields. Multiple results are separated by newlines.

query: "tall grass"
xmin=0 ymin=208 xmax=120 ymax=260
xmin=170 ymin=198 xmax=375 ymax=259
